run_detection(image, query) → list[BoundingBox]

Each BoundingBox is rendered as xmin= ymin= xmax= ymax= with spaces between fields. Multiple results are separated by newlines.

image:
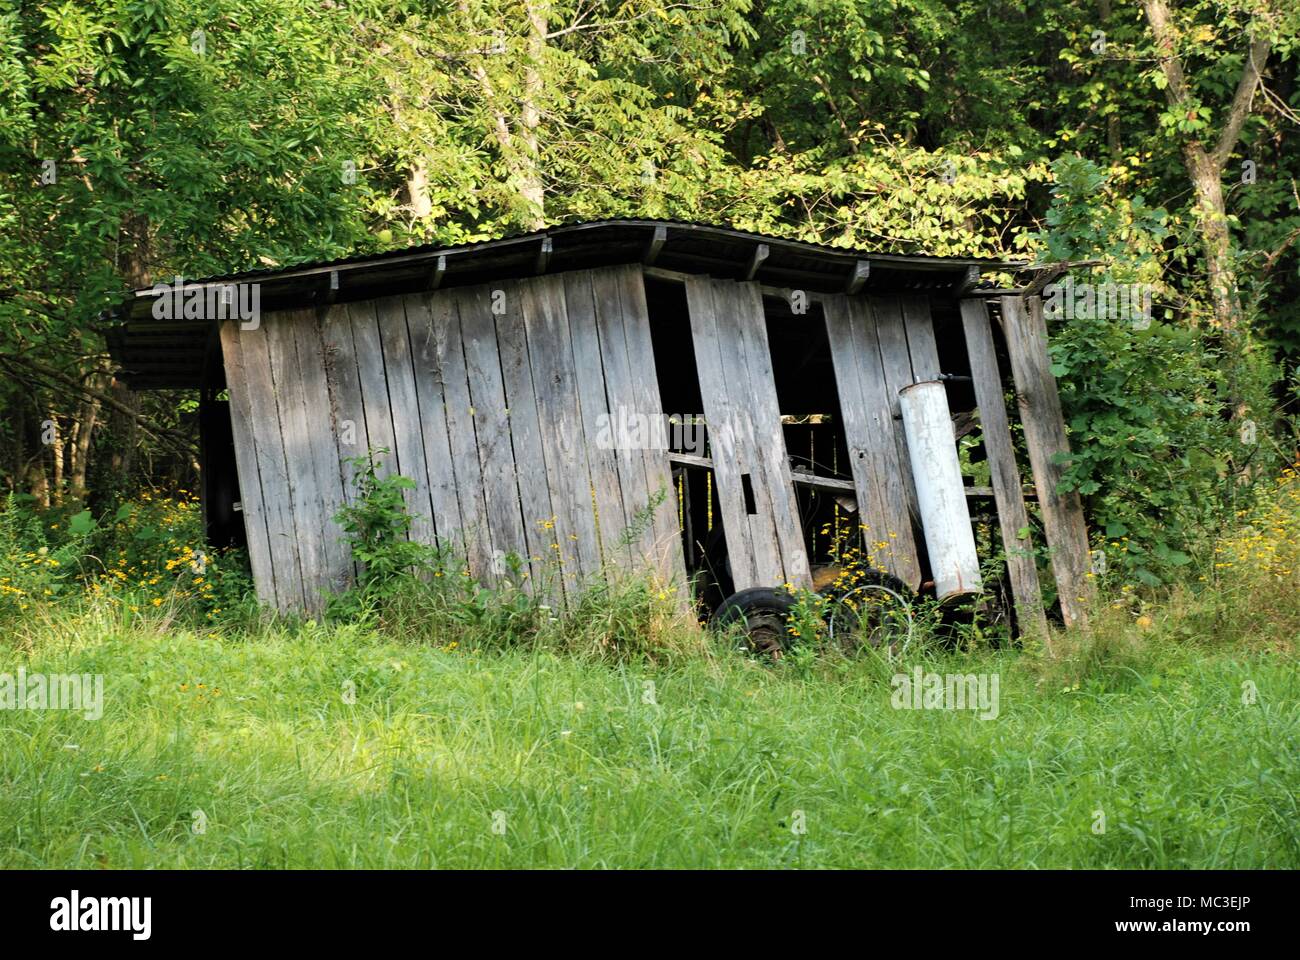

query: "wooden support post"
xmin=643 ymin=225 xmax=667 ymax=265
xmin=959 ymin=299 xmax=1049 ymax=643
xmin=1001 ymin=294 xmax=1093 ymax=630
xmin=845 ymin=260 xmax=870 ymax=294
xmin=535 ymin=236 xmax=552 ymax=274
xmin=953 ymin=264 xmax=980 ymax=297
xmin=427 ymin=255 xmax=446 ymax=290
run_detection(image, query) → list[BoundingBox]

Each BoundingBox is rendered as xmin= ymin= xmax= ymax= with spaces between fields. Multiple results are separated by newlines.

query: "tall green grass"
xmin=1 ymin=601 xmax=1295 ymax=868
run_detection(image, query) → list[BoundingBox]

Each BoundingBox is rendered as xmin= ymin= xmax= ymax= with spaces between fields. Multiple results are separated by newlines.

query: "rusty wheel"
xmin=712 ymin=587 xmax=798 ymax=658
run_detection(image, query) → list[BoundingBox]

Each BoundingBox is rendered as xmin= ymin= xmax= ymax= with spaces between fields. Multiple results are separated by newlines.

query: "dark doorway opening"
xmin=199 ymin=390 xmax=247 ymax=552
xmin=644 ymin=275 xmax=733 ymax=610
xmin=762 ymin=293 xmax=859 ymax=585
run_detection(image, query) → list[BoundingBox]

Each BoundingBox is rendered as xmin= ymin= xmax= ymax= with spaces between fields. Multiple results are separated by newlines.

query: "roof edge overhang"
xmin=105 ymin=218 xmax=1024 ymax=390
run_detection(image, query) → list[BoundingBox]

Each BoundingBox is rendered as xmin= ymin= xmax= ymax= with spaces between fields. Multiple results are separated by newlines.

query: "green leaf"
xmin=68 ymin=510 xmax=95 ymax=536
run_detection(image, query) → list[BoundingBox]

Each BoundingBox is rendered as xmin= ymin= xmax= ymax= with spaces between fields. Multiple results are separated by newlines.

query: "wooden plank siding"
xmin=217 ymin=320 xmax=278 ymax=608
xmin=591 ymin=268 xmax=665 ymax=577
xmin=821 ymin=295 xmax=922 ymax=590
xmin=872 ymin=296 xmax=925 ymax=535
xmin=400 ymin=296 xmax=465 ymax=555
xmin=1001 ymin=294 xmax=1093 ymax=629
xmin=229 ymin=319 xmax=308 ymax=610
xmin=421 ymin=291 xmax=494 ymax=578
xmin=683 ymin=275 xmax=810 ymax=591
xmin=276 ymin=310 xmax=351 ymax=600
xmin=959 ymin=299 xmax=1048 ymax=640
xmin=346 ymin=301 xmax=400 ymax=483
xmin=520 ymin=276 xmax=601 ymax=588
xmin=458 ymin=284 xmax=532 ymax=584
xmin=319 ymin=303 xmax=373 ymax=513
xmin=563 ymin=270 xmax=631 ymax=569
xmin=221 ymin=266 xmax=689 ymax=612
xmin=492 ymin=280 xmax=559 ymax=589
xmin=613 ymin=266 xmax=691 ymax=587
xmin=374 ymin=296 xmax=437 ymax=548
xmin=901 ymin=296 xmax=943 ymax=380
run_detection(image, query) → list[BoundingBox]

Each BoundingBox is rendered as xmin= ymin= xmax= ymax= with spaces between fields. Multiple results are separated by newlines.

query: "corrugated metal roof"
xmin=122 ymin=217 xmax=1017 ymax=293
xmin=106 ymin=218 xmax=1023 ymax=389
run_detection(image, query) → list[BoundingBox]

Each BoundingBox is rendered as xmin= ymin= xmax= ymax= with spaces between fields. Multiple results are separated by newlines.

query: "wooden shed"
xmin=106 ymin=220 xmax=1091 ymax=634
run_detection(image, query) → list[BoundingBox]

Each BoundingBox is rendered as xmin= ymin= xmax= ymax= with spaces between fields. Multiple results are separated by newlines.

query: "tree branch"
xmin=1213 ymin=35 xmax=1272 ymax=168
xmin=0 ymin=353 xmax=196 ymax=459
xmin=1143 ymin=0 xmax=1194 ymax=109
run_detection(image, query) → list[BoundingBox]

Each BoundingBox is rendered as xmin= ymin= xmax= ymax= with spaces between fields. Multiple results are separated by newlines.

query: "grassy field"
xmin=1 ymin=605 xmax=1296 ymax=869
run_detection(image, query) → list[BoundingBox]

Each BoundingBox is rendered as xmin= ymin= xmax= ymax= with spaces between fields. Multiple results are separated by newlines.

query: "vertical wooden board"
xmin=520 ymin=275 xmax=602 ymax=586
xmin=822 ymin=296 xmax=894 ymax=577
xmin=709 ymin=282 xmax=786 ymax=586
xmin=427 ymin=291 xmax=493 ymax=578
xmin=1002 ymin=295 xmax=1093 ymax=628
xmin=735 ymin=281 xmax=811 ymax=587
xmin=457 ymin=284 xmax=531 ymax=580
xmin=265 ymin=310 xmax=333 ymax=613
xmin=236 ymin=318 xmax=306 ymax=610
xmin=901 ymin=295 xmax=942 ymax=380
xmin=871 ymin=297 xmax=924 ymax=526
xmin=613 ymin=265 xmax=689 ymax=586
xmin=292 ymin=311 xmax=353 ymax=597
xmin=403 ymin=294 xmax=466 ymax=558
xmin=960 ymin=299 xmax=1047 ymax=639
xmin=823 ymin=295 xmax=921 ymax=590
xmin=683 ymin=276 xmax=761 ymax=589
xmin=319 ymin=303 xmax=372 ymax=507
xmin=591 ymin=268 xmax=659 ymax=572
xmin=866 ymin=297 xmax=924 ymax=583
xmin=374 ymin=296 xmax=437 ymax=547
xmin=491 ymin=280 xmax=557 ymax=590
xmin=346 ymin=301 xmax=399 ymax=480
xmin=218 ymin=320 xmax=278 ymax=608
xmin=563 ymin=270 xmax=631 ymax=568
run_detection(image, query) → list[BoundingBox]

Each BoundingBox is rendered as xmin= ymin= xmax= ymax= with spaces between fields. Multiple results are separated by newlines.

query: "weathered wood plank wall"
xmin=221 ymin=264 xmax=683 ymax=612
xmin=818 ymin=294 xmax=943 ymax=591
xmin=684 ymin=276 xmax=811 ymax=591
xmin=1001 ymin=294 xmax=1093 ymax=629
xmin=217 ymin=322 xmax=277 ymax=607
xmin=959 ymin=298 xmax=1048 ymax=639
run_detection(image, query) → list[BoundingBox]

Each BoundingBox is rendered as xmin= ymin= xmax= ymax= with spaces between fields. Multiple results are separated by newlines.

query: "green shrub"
xmin=1037 ymin=155 xmax=1279 ymax=586
xmin=0 ymin=488 xmax=250 ymax=625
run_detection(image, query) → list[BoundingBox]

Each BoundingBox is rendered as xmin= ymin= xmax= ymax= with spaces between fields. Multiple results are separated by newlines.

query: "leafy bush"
xmin=1037 ymin=155 xmax=1278 ymax=586
xmin=0 ymin=492 xmax=85 ymax=616
xmin=327 ymin=450 xmax=452 ymax=620
xmin=0 ymin=488 xmax=250 ymax=625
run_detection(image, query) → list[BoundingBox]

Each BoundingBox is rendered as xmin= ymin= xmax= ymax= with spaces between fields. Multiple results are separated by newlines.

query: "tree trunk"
xmin=1141 ymin=0 xmax=1270 ymax=333
xmin=458 ymin=0 xmax=547 ymax=231
xmin=21 ymin=404 xmax=49 ymax=508
xmin=406 ymin=159 xmax=433 ymax=220
xmin=519 ymin=0 xmax=548 ymax=229
xmin=1184 ymin=143 xmax=1240 ymax=330
xmin=68 ymin=377 xmax=100 ymax=501
xmin=48 ymin=411 xmax=63 ymax=506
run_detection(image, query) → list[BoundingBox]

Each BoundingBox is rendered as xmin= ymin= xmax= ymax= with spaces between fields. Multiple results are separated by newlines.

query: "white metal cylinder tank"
xmin=898 ymin=380 xmax=983 ymax=600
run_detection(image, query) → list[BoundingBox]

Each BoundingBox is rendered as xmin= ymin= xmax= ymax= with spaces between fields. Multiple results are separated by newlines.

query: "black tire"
xmin=823 ymin=568 xmax=913 ymax=653
xmin=712 ymin=587 xmax=799 ymax=658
